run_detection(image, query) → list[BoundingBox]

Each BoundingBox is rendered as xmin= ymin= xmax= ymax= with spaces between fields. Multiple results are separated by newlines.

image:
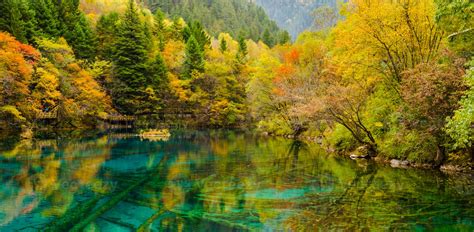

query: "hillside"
xmin=142 ymin=0 xmax=289 ymax=45
xmin=252 ymin=0 xmax=338 ymax=39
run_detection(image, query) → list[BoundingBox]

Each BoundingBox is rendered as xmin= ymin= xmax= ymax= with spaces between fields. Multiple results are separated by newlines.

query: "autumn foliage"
xmin=0 ymin=32 xmax=40 ymax=130
xmin=0 ymin=32 xmax=112 ymax=131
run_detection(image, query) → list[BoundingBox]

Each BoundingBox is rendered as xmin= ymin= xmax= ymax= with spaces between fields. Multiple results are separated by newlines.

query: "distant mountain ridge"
xmin=250 ymin=0 xmax=339 ymax=39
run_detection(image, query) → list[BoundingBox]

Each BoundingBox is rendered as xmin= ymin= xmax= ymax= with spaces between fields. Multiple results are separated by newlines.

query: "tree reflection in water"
xmin=0 ymin=135 xmax=114 ymax=229
xmin=0 ymin=130 xmax=472 ymax=231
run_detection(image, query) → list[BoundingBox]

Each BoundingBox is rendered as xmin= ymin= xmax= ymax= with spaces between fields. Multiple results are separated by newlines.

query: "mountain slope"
xmin=143 ymin=0 xmax=288 ymax=44
xmin=251 ymin=0 xmax=338 ymax=39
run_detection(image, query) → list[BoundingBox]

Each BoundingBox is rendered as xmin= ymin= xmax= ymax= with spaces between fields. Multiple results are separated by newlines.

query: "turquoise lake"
xmin=0 ymin=130 xmax=473 ymax=231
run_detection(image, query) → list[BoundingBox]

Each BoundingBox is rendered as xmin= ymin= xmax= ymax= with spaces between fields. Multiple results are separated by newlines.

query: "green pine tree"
xmin=0 ymin=0 xmax=25 ymax=42
xmin=148 ymin=53 xmax=168 ymax=89
xmin=170 ymin=17 xmax=184 ymax=40
xmin=154 ymin=8 xmax=166 ymax=33
xmin=143 ymin=17 xmax=153 ymax=51
xmin=30 ymin=0 xmax=61 ymax=38
xmin=237 ymin=35 xmax=247 ymax=59
xmin=219 ymin=37 xmax=228 ymax=53
xmin=112 ymin=0 xmax=149 ymax=114
xmin=182 ymin=35 xmax=205 ymax=79
xmin=234 ymin=35 xmax=248 ymax=73
xmin=147 ymin=53 xmax=169 ymax=109
xmin=278 ymin=31 xmax=291 ymax=45
xmin=58 ymin=0 xmax=78 ymax=33
xmin=157 ymin=33 xmax=166 ymax=51
xmin=65 ymin=14 xmax=96 ymax=59
xmin=183 ymin=21 xmax=210 ymax=51
xmin=18 ymin=0 xmax=37 ymax=43
xmin=96 ymin=12 xmax=119 ymax=60
xmin=262 ymin=28 xmax=274 ymax=47
xmin=154 ymin=9 xmax=167 ymax=51
xmin=0 ymin=0 xmax=37 ymax=43
xmin=56 ymin=0 xmax=96 ymax=59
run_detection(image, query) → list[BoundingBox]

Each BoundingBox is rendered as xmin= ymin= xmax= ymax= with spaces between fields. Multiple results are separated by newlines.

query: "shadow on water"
xmin=0 ymin=130 xmax=472 ymax=231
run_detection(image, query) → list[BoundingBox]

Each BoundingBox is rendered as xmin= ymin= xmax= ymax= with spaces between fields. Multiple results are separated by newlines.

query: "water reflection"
xmin=0 ymin=130 xmax=472 ymax=231
xmin=0 ymin=136 xmax=115 ymax=229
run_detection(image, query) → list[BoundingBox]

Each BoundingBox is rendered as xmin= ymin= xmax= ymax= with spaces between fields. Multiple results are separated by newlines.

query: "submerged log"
xmin=44 ymin=155 xmax=170 ymax=232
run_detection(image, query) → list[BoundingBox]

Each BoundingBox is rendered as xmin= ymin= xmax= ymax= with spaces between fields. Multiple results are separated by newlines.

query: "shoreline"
xmin=269 ymin=133 xmax=474 ymax=173
xmin=2 ymin=128 xmax=473 ymax=173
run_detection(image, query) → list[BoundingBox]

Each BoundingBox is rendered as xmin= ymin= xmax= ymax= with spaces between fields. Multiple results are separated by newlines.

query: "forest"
xmin=0 ymin=0 xmax=473 ymax=167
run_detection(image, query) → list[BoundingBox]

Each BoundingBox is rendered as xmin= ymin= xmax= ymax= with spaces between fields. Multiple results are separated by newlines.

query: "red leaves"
xmin=0 ymin=32 xmax=40 ymax=63
xmin=401 ymin=61 xmax=466 ymax=130
xmin=274 ymin=49 xmax=299 ymax=84
xmin=0 ymin=32 xmax=40 ymax=101
xmin=19 ymin=44 xmax=41 ymax=63
xmin=275 ymin=64 xmax=295 ymax=80
xmin=284 ymin=49 xmax=300 ymax=64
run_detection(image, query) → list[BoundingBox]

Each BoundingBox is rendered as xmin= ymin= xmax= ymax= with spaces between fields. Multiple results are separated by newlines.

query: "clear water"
xmin=0 ymin=130 xmax=473 ymax=231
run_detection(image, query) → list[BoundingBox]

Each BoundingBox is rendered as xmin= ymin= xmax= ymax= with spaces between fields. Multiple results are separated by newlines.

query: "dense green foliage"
xmin=0 ymin=0 xmax=37 ymax=43
xmin=0 ymin=0 xmax=96 ymax=59
xmin=182 ymin=36 xmax=204 ymax=80
xmin=112 ymin=0 xmax=150 ymax=114
xmin=446 ymin=61 xmax=474 ymax=149
xmin=61 ymin=1 xmax=96 ymax=59
xmin=435 ymin=0 xmax=473 ymax=58
xmin=143 ymin=0 xmax=287 ymax=45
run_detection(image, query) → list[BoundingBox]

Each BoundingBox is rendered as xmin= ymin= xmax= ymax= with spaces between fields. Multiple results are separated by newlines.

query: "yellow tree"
xmin=34 ymin=38 xmax=113 ymax=127
xmin=31 ymin=61 xmax=62 ymax=116
xmin=319 ymin=0 xmax=448 ymax=153
xmin=332 ymin=0 xmax=444 ymax=86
